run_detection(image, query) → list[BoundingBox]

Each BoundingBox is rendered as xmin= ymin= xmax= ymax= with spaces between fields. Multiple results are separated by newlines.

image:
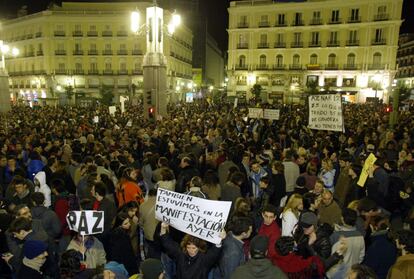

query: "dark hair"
xmin=230 ymin=217 xmax=252 ymax=236
xmin=203 ymin=169 xmax=219 ymax=186
xmin=262 ymin=204 xmax=277 ymax=215
xmin=302 ymin=192 xmax=317 ymax=211
xmin=9 ymin=217 xmax=32 ymax=233
xmin=338 ymin=152 xmax=351 ymax=163
xmin=93 ymin=182 xmax=107 ymax=197
xmin=148 ymin=188 xmax=157 ymax=196
xmin=31 ymin=192 xmax=45 ymax=206
xmin=51 ymin=179 xmax=66 ymax=193
xmin=80 ymin=199 xmax=94 ymax=210
xmin=60 ymin=249 xmax=84 ymax=278
xmin=357 ymin=198 xmax=378 ymax=213
xmin=118 ymin=201 xmax=139 ymax=214
xmin=350 ymin=163 xmax=362 ymax=177
xmin=349 ymin=264 xmax=378 ymax=279
xmin=113 ymin=211 xmax=130 ymax=229
xmin=342 ymin=208 xmax=357 ymax=226
xmin=180 ymin=235 xmax=207 ymax=254
xmin=10 ymin=175 xmax=27 ymax=187
xmin=158 ymin=157 xmax=169 ymax=167
xmin=396 ymin=230 xmax=414 ymax=254
xmin=371 ymin=215 xmax=389 ymax=231
xmin=275 ymin=236 xmax=295 ymax=256
xmin=160 ymin=168 xmax=175 ymax=181
xmin=228 ymin=171 xmax=245 ymax=185
xmin=260 ymin=176 xmax=270 ymax=184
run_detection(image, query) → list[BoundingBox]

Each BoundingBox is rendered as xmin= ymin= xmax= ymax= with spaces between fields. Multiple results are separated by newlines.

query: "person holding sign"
xmin=159 ymin=222 xmax=225 ymax=279
xmin=66 ymin=233 xmax=106 ymax=269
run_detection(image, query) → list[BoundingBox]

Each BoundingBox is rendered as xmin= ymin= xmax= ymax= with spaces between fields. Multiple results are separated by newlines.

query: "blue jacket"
xmin=219 ymin=232 xmax=246 ymax=279
xmin=27 ymin=159 xmax=45 ymax=181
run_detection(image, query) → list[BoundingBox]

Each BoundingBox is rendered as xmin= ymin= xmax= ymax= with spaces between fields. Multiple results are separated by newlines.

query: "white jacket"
xmin=281 ymin=209 xmax=298 ymax=237
xmin=34 ymin=171 xmax=51 ymax=208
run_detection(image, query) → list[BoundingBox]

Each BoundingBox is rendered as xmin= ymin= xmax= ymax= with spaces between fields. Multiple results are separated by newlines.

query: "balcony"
xmin=255 ymin=64 xmax=269 ymax=70
xmin=73 ymin=50 xmax=84 ymax=55
xmin=117 ymin=50 xmax=128 ymax=55
xmin=275 ymin=22 xmax=287 ymax=27
xmin=289 ymin=64 xmax=302 ymax=70
xmin=55 ymin=69 xmax=68 ymax=75
xmin=117 ymin=31 xmax=128 ymax=37
xmin=328 ymin=18 xmax=342 ymax=24
xmin=102 ymin=31 xmax=113 ymax=37
xmin=346 ymin=40 xmax=360 ymax=46
xmin=368 ymin=64 xmax=386 ymax=70
xmin=291 ymin=20 xmax=304 ymax=26
xmin=103 ymin=69 xmax=113 ymax=75
xmin=325 ymin=64 xmax=339 ymax=70
xmin=54 ymin=31 xmax=66 ymax=36
xmin=88 ymin=69 xmax=99 ymax=75
xmin=88 ymin=50 xmax=98 ymax=55
xmin=132 ymin=69 xmax=143 ymax=75
xmin=235 ymin=65 xmax=248 ymax=70
xmin=310 ymin=18 xmax=323 ymax=25
xmin=35 ymin=32 xmax=42 ymax=38
xmin=273 ymin=64 xmax=286 ymax=70
xmin=72 ymin=31 xmax=83 ymax=37
xmin=73 ymin=69 xmax=84 ymax=75
xmin=258 ymin=21 xmax=270 ymax=28
xmin=307 ymin=64 xmax=321 ymax=70
xmin=257 ymin=42 xmax=269 ymax=49
xmin=36 ymin=51 xmax=43 ymax=56
xmin=237 ymin=43 xmax=249 ymax=49
xmin=327 ymin=41 xmax=340 ymax=47
xmin=343 ymin=64 xmax=359 ymax=70
xmin=372 ymin=39 xmax=386 ymax=45
xmin=118 ymin=69 xmax=128 ymax=75
xmin=374 ymin=13 xmax=389 ymax=21
xmin=274 ymin=42 xmax=286 ymax=48
xmin=132 ymin=49 xmax=143 ymax=55
xmin=87 ymin=31 xmax=98 ymax=37
xmin=308 ymin=41 xmax=321 ymax=47
xmin=291 ymin=42 xmax=304 ymax=48
xmin=237 ymin=22 xmax=249 ymax=28
xmin=55 ymin=50 xmax=66 ymax=55
xmin=102 ymin=50 xmax=113 ymax=55
xmin=348 ymin=16 xmax=361 ymax=23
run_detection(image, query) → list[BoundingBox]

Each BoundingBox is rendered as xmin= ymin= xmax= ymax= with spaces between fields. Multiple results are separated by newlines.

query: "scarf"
xmin=22 ymin=256 xmax=45 ymax=273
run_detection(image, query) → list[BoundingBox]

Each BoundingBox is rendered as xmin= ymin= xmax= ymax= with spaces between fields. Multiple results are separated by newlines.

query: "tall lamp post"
xmin=130 ymin=1 xmax=181 ymax=119
xmin=0 ymin=40 xmax=19 ymax=112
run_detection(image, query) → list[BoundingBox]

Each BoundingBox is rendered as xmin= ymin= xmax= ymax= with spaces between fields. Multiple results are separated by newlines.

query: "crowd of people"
xmin=0 ymin=100 xmax=413 ymax=279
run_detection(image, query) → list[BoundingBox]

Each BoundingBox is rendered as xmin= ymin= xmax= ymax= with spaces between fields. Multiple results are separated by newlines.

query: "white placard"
xmin=109 ymin=106 xmax=116 ymax=116
xmin=156 ymin=188 xmax=231 ymax=244
xmin=234 ymin=98 xmax=238 ymax=108
xmin=308 ymin=94 xmax=344 ymax=132
xmin=248 ymin=108 xmax=263 ymax=119
xmin=127 ymin=120 xmax=133 ymax=127
xmin=263 ymin=109 xmax=280 ymax=120
xmin=93 ymin=116 xmax=99 ymax=123
xmin=66 ymin=210 xmax=104 ymax=235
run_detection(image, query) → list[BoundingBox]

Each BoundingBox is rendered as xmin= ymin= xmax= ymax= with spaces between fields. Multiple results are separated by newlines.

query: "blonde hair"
xmin=283 ymin=194 xmax=302 ymax=217
xmin=322 ymin=158 xmax=334 ymax=171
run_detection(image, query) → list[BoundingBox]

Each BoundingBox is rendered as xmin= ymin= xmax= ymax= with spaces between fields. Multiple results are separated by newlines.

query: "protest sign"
xmin=357 ymin=153 xmax=377 ymax=187
xmin=155 ymin=188 xmax=231 ymax=244
xmin=93 ymin=116 xmax=99 ymax=123
xmin=248 ymin=108 xmax=263 ymax=119
xmin=308 ymin=94 xmax=344 ymax=132
xmin=263 ymin=109 xmax=280 ymax=120
xmin=66 ymin=210 xmax=104 ymax=235
xmin=109 ymin=106 xmax=116 ymax=116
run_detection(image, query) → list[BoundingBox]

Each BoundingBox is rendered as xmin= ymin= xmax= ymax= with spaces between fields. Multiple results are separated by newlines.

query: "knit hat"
xmin=299 ymin=212 xmax=318 ymax=229
xmin=250 ymin=235 xmax=269 ymax=257
xmin=140 ymin=258 xmax=164 ymax=279
xmin=23 ymin=240 xmax=47 ymax=259
xmin=104 ymin=261 xmax=129 ymax=279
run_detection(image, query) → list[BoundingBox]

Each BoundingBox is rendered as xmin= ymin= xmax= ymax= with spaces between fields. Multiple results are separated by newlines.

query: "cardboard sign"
xmin=155 ymin=188 xmax=231 ymax=244
xmin=109 ymin=106 xmax=116 ymax=116
xmin=263 ymin=109 xmax=280 ymax=120
xmin=248 ymin=108 xmax=263 ymax=119
xmin=66 ymin=210 xmax=104 ymax=235
xmin=357 ymin=153 xmax=377 ymax=187
xmin=308 ymin=94 xmax=344 ymax=132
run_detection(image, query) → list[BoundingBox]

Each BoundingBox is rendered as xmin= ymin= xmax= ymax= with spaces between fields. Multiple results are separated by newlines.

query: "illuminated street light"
xmin=130 ymin=11 xmax=140 ymax=33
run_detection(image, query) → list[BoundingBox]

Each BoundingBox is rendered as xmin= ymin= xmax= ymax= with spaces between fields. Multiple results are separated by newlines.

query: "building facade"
xmin=1 ymin=1 xmax=193 ymax=105
xmin=227 ymin=0 xmax=403 ymax=104
xmin=396 ymin=33 xmax=414 ymax=89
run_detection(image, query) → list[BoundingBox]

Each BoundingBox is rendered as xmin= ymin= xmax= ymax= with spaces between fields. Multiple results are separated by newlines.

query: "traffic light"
xmin=148 ymin=107 xmax=155 ymax=119
xmin=146 ymin=90 xmax=152 ymax=105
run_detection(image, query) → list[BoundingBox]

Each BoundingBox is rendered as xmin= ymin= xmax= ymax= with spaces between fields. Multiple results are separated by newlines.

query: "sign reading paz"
xmin=66 ymin=210 xmax=104 ymax=235
xmin=308 ymin=94 xmax=344 ymax=132
xmin=156 ymin=188 xmax=231 ymax=244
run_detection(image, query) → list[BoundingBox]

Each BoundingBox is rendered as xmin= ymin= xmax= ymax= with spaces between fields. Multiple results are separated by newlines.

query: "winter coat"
xmin=160 ymin=234 xmax=221 ymax=279
xmin=218 ymin=160 xmax=239 ymax=186
xmin=283 ymin=161 xmax=300 ymax=193
xmin=96 ymin=198 xmax=116 ymax=233
xmin=27 ymin=159 xmax=44 ymax=181
xmin=31 ymin=206 xmax=61 ymax=240
xmin=219 ymin=232 xmax=246 ymax=279
xmin=270 ymin=173 xmax=286 ymax=207
xmin=230 ymin=258 xmax=288 ymax=279
xmin=106 ymin=227 xmax=138 ymax=276
xmin=387 ymin=254 xmax=414 ymax=279
xmin=34 ymin=172 xmax=51 ymax=207
xmin=258 ymin=221 xmax=281 ymax=259
xmin=66 ymin=237 xmax=106 ymax=269
xmin=16 ymin=264 xmax=42 ymax=279
xmin=271 ymin=253 xmax=324 ymax=279
xmin=176 ymin=166 xmax=200 ymax=193
xmin=281 ymin=209 xmax=298 ymax=237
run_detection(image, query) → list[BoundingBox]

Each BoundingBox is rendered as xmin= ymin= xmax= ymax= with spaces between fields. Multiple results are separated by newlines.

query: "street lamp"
xmin=0 ymin=40 xmax=19 ymax=71
xmin=130 ymin=1 xmax=181 ymax=119
xmin=0 ymin=40 xmax=19 ymax=112
xmin=372 ymin=74 xmax=382 ymax=100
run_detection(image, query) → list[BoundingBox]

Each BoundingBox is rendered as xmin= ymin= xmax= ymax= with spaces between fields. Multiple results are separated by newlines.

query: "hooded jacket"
xmin=34 ymin=172 xmax=51 ymax=208
xmin=230 ymin=258 xmax=288 ymax=279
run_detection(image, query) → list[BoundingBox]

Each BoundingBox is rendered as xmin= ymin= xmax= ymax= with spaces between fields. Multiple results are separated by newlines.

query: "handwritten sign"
xmin=357 ymin=153 xmax=377 ymax=187
xmin=308 ymin=94 xmax=344 ymax=132
xmin=66 ymin=211 xmax=104 ymax=236
xmin=109 ymin=106 xmax=116 ymax=116
xmin=155 ymin=188 xmax=231 ymax=244
xmin=263 ymin=109 xmax=280 ymax=120
xmin=248 ymin=108 xmax=264 ymax=119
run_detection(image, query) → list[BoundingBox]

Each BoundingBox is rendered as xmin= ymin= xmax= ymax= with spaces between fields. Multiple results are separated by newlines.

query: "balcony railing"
xmin=307 ymin=64 xmax=321 ymax=70
xmin=54 ymin=31 xmax=66 ymax=36
xmin=289 ymin=64 xmax=302 ymax=70
xmin=274 ymin=42 xmax=286 ymax=48
xmin=255 ymin=64 xmax=269 ymax=70
xmin=118 ymin=69 xmax=128 ymax=75
xmin=258 ymin=21 xmax=270 ymax=27
xmin=310 ymin=18 xmax=323 ymax=25
xmin=237 ymin=81 xmax=247 ymax=85
xmin=368 ymin=64 xmax=386 ymax=70
xmin=348 ymin=16 xmax=361 ymax=23
xmin=273 ymin=64 xmax=286 ymax=70
xmin=328 ymin=18 xmax=342 ymax=24
xmin=346 ymin=40 xmax=360 ymax=46
xmin=291 ymin=42 xmax=304 ymax=48
xmin=88 ymin=50 xmax=98 ymax=55
xmin=87 ymin=31 xmax=98 ymax=37
xmin=73 ymin=69 xmax=84 ymax=75
xmin=73 ymin=31 xmax=83 ymax=37
xmin=73 ymin=50 xmax=84 ymax=55
xmin=102 ymin=50 xmax=113 ymax=55
xmin=237 ymin=22 xmax=249 ymax=28
xmin=374 ymin=13 xmax=389 ymax=21
xmin=235 ymin=65 xmax=248 ymax=70
xmin=55 ymin=69 xmax=68 ymax=74
xmin=308 ymin=41 xmax=321 ymax=47
xmin=275 ymin=21 xmax=287 ymax=27
xmin=117 ymin=50 xmax=128 ymax=55
xmin=237 ymin=43 xmax=249 ymax=49
xmin=102 ymin=31 xmax=113 ymax=37
xmin=132 ymin=49 xmax=143 ymax=55
xmin=103 ymin=70 xmax=113 ymax=75
xmin=36 ymin=51 xmax=43 ymax=56
xmin=117 ymin=31 xmax=128 ymax=37
xmin=257 ymin=42 xmax=269 ymax=48
xmin=327 ymin=41 xmax=340 ymax=47
xmin=325 ymin=64 xmax=339 ymax=70
xmin=372 ymin=39 xmax=386 ymax=45
xmin=343 ymin=64 xmax=359 ymax=70
xmin=291 ymin=20 xmax=304 ymax=26
xmin=55 ymin=50 xmax=66 ymax=55
xmin=88 ymin=69 xmax=99 ymax=75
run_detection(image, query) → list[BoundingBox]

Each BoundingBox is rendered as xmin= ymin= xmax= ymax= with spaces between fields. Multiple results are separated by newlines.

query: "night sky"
xmin=0 ymin=0 xmax=413 ymax=52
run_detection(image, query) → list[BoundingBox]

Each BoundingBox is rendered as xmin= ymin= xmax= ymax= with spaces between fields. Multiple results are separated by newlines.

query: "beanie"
xmin=23 ymin=240 xmax=47 ymax=259
xmin=104 ymin=261 xmax=129 ymax=279
xmin=140 ymin=258 xmax=164 ymax=279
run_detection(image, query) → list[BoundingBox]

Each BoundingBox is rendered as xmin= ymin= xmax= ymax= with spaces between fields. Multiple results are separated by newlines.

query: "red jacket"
xmin=271 ymin=253 xmax=325 ymax=279
xmin=258 ymin=221 xmax=281 ymax=258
